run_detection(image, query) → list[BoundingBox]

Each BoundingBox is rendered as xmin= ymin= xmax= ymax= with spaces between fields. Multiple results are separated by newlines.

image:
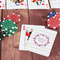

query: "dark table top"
xmin=0 ymin=9 xmax=60 ymax=60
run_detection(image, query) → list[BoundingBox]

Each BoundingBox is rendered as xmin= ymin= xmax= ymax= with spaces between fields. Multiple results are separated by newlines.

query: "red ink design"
xmin=42 ymin=3 xmax=45 ymax=5
xmin=46 ymin=4 xmax=48 ymax=8
xmin=25 ymin=4 xmax=27 ymax=5
xmin=3 ymin=4 xmax=4 ymax=5
xmin=23 ymin=26 xmax=25 ymax=30
xmin=34 ymin=34 xmax=49 ymax=46
xmin=0 ymin=6 xmax=1 ymax=8
xmin=0 ymin=1 xmax=1 ymax=3
xmin=21 ymin=3 xmax=24 ymax=5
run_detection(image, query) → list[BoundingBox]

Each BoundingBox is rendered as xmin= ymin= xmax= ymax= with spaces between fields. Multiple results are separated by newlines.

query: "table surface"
xmin=0 ymin=9 xmax=60 ymax=60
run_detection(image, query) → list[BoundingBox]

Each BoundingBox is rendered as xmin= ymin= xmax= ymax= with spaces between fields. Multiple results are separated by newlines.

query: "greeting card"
xmin=24 ymin=27 xmax=57 ymax=57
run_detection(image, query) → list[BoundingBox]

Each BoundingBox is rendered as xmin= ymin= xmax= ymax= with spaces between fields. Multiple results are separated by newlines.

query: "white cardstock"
xmin=19 ymin=24 xmax=45 ymax=50
xmin=24 ymin=27 xmax=57 ymax=57
xmin=28 ymin=0 xmax=50 ymax=9
xmin=7 ymin=0 xmax=27 ymax=9
xmin=0 ymin=0 xmax=5 ymax=9
xmin=50 ymin=0 xmax=60 ymax=8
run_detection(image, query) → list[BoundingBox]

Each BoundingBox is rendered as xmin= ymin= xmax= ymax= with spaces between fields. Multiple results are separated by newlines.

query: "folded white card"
xmin=24 ymin=28 xmax=57 ymax=57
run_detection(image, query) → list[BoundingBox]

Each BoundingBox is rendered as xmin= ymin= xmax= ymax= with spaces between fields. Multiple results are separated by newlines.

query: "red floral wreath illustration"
xmin=34 ymin=34 xmax=49 ymax=46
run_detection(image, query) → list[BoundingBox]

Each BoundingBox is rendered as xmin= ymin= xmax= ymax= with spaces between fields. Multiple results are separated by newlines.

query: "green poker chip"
xmin=1 ymin=19 xmax=18 ymax=36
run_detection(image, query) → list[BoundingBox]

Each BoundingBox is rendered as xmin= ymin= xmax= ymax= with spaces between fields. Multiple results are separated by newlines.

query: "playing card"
xmin=19 ymin=24 xmax=45 ymax=50
xmin=24 ymin=28 xmax=57 ymax=57
xmin=28 ymin=0 xmax=50 ymax=9
xmin=0 ymin=0 xmax=5 ymax=9
xmin=7 ymin=0 xmax=27 ymax=9
xmin=50 ymin=0 xmax=60 ymax=8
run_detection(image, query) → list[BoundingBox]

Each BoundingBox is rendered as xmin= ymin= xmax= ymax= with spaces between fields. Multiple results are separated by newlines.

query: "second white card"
xmin=25 ymin=28 xmax=57 ymax=57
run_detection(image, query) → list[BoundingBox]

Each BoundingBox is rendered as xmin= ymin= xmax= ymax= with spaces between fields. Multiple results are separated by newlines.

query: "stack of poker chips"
xmin=0 ymin=13 xmax=21 ymax=40
xmin=47 ymin=12 xmax=60 ymax=29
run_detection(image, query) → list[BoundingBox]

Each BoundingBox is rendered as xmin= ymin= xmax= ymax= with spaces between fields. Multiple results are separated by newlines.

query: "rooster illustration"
xmin=26 ymin=29 xmax=33 ymax=41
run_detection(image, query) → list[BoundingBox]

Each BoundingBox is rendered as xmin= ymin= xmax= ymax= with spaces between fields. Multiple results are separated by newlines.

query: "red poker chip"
xmin=3 ymin=13 xmax=21 ymax=24
xmin=47 ymin=13 xmax=60 ymax=29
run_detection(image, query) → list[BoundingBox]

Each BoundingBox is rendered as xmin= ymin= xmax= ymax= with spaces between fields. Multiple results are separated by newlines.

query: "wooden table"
xmin=0 ymin=9 xmax=60 ymax=60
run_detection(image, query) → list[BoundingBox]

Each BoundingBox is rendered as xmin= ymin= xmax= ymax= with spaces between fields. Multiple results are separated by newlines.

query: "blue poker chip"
xmin=47 ymin=12 xmax=57 ymax=19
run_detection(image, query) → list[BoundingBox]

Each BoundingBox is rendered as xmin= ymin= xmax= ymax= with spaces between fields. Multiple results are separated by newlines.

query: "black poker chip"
xmin=0 ymin=30 xmax=6 ymax=40
xmin=0 ymin=20 xmax=1 ymax=24
xmin=0 ymin=20 xmax=2 ymax=28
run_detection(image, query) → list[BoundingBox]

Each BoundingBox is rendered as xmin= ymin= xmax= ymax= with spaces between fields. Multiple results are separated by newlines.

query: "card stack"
xmin=19 ymin=24 xmax=57 ymax=57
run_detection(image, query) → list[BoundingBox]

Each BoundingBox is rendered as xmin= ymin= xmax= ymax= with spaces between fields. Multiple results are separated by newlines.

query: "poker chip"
xmin=0 ymin=30 xmax=6 ymax=40
xmin=0 ymin=20 xmax=2 ymax=24
xmin=47 ymin=12 xmax=57 ymax=19
xmin=0 ymin=20 xmax=2 ymax=29
xmin=0 ymin=20 xmax=2 ymax=26
xmin=47 ymin=13 xmax=60 ymax=29
xmin=1 ymin=19 xmax=18 ymax=36
xmin=3 ymin=13 xmax=21 ymax=24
